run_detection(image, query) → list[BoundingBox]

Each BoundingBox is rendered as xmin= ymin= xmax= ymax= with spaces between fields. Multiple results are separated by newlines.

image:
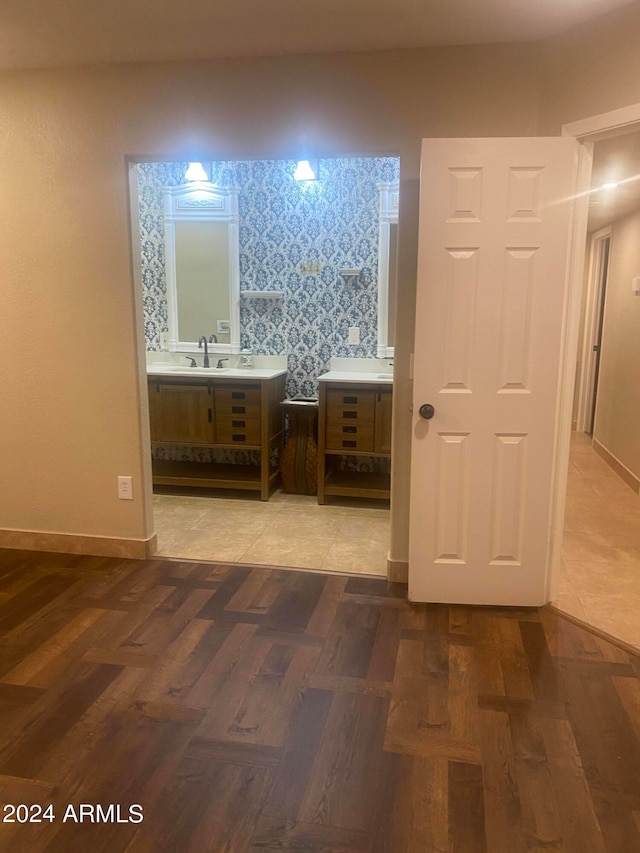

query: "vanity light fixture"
xmin=294 ymin=159 xmax=317 ymax=181
xmin=184 ymin=162 xmax=208 ymax=182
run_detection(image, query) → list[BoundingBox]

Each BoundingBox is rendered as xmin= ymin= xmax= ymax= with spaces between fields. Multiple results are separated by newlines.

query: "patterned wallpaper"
xmin=136 ymin=156 xmax=399 ymax=399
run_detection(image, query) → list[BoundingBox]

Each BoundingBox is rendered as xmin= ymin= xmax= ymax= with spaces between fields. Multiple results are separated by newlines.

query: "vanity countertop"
xmin=317 ymin=370 xmax=394 ymax=384
xmin=147 ymin=366 xmax=287 ymax=380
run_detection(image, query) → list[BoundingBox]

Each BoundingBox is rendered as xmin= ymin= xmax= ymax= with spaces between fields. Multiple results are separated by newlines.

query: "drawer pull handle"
xmin=231 ymin=392 xmax=245 ymax=400
xmin=343 ymin=396 xmax=357 ymax=404
xmin=343 ymin=411 xmax=357 ymax=418
xmin=232 ymin=406 xmax=246 ymax=414
xmin=232 ymin=434 xmax=246 ymax=442
xmin=343 ymin=426 xmax=356 ymax=434
xmin=232 ymin=420 xmax=245 ymax=427
xmin=208 ymin=408 xmax=212 ymax=423
xmin=342 ymin=440 xmax=357 ymax=448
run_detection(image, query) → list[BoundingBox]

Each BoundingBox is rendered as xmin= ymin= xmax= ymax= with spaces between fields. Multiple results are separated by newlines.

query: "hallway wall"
xmin=593 ymin=206 xmax=640 ymax=483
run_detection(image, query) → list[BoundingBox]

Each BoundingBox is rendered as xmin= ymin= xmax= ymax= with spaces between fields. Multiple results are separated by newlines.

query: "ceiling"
xmin=0 ymin=0 xmax=634 ymax=72
xmin=588 ymin=131 xmax=640 ymax=230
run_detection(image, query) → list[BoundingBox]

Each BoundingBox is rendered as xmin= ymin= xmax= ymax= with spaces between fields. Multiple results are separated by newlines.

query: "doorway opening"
xmin=130 ymin=154 xmax=400 ymax=577
xmin=555 ymin=118 xmax=640 ymax=650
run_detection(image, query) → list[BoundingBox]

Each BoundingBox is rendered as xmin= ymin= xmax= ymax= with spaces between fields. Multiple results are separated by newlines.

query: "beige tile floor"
xmin=153 ymin=488 xmax=390 ymax=576
xmin=553 ymin=432 xmax=640 ymax=650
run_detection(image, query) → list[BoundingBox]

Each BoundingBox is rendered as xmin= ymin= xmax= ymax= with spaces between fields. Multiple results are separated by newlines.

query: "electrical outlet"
xmin=117 ymin=476 xmax=133 ymax=500
xmin=348 ymin=326 xmax=360 ymax=345
xmin=217 ymin=320 xmax=231 ymax=334
xmin=159 ymin=332 xmax=169 ymax=350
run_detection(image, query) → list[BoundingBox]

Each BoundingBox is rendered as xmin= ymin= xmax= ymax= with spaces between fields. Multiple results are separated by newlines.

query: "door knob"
xmin=419 ymin=403 xmax=435 ymax=420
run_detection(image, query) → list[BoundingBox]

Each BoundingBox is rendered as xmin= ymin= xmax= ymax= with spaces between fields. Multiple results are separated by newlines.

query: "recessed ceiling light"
xmin=601 ymin=181 xmax=618 ymax=190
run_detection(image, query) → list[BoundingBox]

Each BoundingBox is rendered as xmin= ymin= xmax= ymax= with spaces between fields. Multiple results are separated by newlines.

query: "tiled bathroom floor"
xmin=554 ymin=432 xmax=640 ymax=650
xmin=153 ymin=489 xmax=390 ymax=576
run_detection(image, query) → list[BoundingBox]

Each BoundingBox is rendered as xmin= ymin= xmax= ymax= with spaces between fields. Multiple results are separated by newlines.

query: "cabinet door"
xmin=151 ymin=383 xmax=213 ymax=444
xmin=374 ymin=389 xmax=393 ymax=454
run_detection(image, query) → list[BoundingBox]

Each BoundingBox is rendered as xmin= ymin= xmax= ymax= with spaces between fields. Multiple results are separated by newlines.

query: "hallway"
xmin=554 ymin=433 xmax=640 ymax=650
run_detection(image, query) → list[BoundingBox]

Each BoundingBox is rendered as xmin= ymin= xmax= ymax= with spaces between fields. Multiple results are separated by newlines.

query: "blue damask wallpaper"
xmin=137 ymin=156 xmax=399 ymax=398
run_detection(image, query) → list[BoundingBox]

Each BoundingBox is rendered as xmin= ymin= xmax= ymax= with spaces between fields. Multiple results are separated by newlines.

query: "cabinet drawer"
xmin=326 ymin=422 xmax=374 ymax=452
xmin=215 ymin=387 xmax=260 ymax=418
xmin=216 ymin=417 xmax=260 ymax=446
xmin=326 ymin=389 xmax=375 ymax=422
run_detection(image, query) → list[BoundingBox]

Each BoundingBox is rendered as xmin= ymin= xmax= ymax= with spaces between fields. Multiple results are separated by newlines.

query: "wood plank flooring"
xmin=0 ymin=549 xmax=639 ymax=852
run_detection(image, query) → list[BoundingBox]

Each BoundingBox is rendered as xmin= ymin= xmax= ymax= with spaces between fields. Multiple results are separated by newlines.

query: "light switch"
xmin=348 ymin=326 xmax=360 ymax=345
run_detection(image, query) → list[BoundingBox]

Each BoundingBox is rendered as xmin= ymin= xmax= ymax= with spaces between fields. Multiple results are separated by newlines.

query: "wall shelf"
xmin=241 ymin=291 xmax=284 ymax=300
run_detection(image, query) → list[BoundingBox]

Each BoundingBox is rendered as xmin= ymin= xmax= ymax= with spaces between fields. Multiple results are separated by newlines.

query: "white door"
xmin=409 ymin=137 xmax=580 ymax=605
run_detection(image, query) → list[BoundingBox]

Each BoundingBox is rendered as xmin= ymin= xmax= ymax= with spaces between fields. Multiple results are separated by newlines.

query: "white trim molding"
xmin=576 ymin=226 xmax=612 ymax=434
xmin=377 ymin=181 xmax=399 ymax=359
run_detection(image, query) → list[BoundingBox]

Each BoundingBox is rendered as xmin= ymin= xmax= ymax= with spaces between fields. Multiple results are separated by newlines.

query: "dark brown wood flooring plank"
xmin=478 ymin=709 xmax=527 ymax=852
xmin=0 ymin=573 xmax=80 ymax=633
xmin=519 ymin=620 xmax=563 ymax=705
xmin=0 ymin=662 xmax=123 ymax=779
xmin=264 ymin=687 xmax=334 ymax=821
xmin=298 ymin=691 xmax=392 ymax=834
xmin=344 ymin=576 xmax=405 ymax=598
xmin=508 ymin=714 xmax=564 ymax=852
xmin=194 ymin=565 xmax=254 ymax=619
xmin=262 ymin=571 xmax=328 ymax=634
xmin=316 ymin=601 xmax=381 ymax=679
xmin=372 ymin=754 xmax=449 ymax=853
xmin=448 ymin=761 xmax=487 ymax=853
xmin=250 ymin=815 xmax=371 ymax=852
xmin=129 ymin=758 xmax=273 ymax=853
xmin=0 ymin=683 xmax=45 ymax=705
xmin=184 ymin=737 xmax=283 ymax=767
xmin=539 ymin=717 xmax=612 ymax=852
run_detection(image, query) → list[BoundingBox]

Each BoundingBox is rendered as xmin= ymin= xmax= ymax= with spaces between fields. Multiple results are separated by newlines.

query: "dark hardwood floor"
xmin=0 ymin=549 xmax=639 ymax=852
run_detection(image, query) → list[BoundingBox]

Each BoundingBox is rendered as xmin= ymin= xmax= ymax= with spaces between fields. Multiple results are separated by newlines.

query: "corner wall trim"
xmin=387 ymin=557 xmax=408 ymax=584
xmin=592 ymin=438 xmax=640 ymax=495
xmin=0 ymin=529 xmax=158 ymax=560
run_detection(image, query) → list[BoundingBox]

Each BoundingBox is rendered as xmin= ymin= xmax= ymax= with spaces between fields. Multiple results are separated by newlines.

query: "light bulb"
xmin=294 ymin=160 xmax=317 ymax=181
xmin=185 ymin=162 xmax=208 ymax=182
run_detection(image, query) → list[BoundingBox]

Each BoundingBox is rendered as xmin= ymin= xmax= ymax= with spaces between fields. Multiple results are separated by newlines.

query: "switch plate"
xmin=117 ymin=476 xmax=133 ymax=500
xmin=159 ymin=332 xmax=169 ymax=350
xmin=217 ymin=320 xmax=231 ymax=334
xmin=348 ymin=326 xmax=360 ymax=345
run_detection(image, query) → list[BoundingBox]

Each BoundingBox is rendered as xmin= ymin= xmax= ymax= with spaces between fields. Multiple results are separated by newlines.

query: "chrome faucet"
xmin=198 ymin=336 xmax=210 ymax=368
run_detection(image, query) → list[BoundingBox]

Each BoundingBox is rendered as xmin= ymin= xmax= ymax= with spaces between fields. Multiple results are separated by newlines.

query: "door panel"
xmin=409 ymin=138 xmax=579 ymax=606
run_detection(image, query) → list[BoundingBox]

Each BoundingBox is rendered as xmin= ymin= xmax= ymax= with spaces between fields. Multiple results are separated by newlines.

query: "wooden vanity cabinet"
xmin=149 ymin=382 xmax=213 ymax=445
xmin=148 ymin=374 xmax=285 ymax=500
xmin=317 ymin=380 xmax=392 ymax=503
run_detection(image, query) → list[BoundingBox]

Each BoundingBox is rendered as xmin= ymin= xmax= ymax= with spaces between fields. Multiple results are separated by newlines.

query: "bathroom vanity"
xmin=147 ymin=367 xmax=286 ymax=500
xmin=317 ymin=372 xmax=393 ymax=503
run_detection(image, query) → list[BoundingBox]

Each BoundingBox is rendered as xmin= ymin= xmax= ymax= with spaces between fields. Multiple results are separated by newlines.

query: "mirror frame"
xmin=377 ymin=181 xmax=399 ymax=358
xmin=163 ymin=181 xmax=241 ymax=354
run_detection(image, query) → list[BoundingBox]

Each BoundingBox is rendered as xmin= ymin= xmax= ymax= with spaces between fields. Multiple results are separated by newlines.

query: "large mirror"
xmin=163 ymin=182 xmax=240 ymax=353
xmin=377 ymin=181 xmax=399 ymax=358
